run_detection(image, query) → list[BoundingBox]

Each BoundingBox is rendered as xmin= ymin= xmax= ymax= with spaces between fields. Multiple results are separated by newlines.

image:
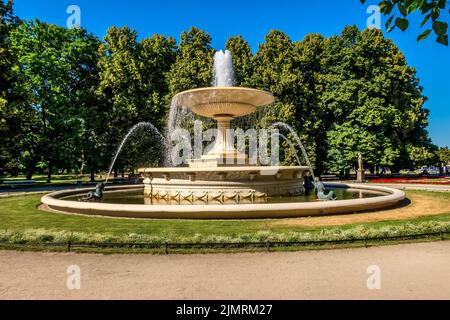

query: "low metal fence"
xmin=0 ymin=231 xmax=448 ymax=254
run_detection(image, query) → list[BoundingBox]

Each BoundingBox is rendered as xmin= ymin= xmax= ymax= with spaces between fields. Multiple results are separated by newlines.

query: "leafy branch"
xmin=361 ymin=0 xmax=449 ymax=45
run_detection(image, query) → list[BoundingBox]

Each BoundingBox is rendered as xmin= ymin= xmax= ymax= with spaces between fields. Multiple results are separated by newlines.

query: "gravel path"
xmin=1 ymin=241 xmax=449 ymax=300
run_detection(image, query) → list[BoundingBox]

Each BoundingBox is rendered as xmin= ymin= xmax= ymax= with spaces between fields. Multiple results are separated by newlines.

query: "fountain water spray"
xmin=273 ymin=132 xmax=302 ymax=167
xmin=105 ymin=122 xmax=166 ymax=184
xmin=212 ymin=50 xmax=236 ymax=87
xmin=270 ymin=122 xmax=316 ymax=182
xmin=271 ymin=122 xmax=336 ymax=199
xmin=165 ymin=49 xmax=238 ymax=165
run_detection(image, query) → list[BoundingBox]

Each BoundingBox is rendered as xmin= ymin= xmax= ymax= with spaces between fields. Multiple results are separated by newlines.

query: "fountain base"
xmin=139 ymin=166 xmax=308 ymax=202
xmin=187 ymin=154 xmax=250 ymax=168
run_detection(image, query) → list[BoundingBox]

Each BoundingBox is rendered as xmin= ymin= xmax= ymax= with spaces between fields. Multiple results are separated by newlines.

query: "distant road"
xmin=367 ymin=182 xmax=450 ymax=192
xmin=0 ymin=183 xmax=140 ymax=197
xmin=1 ymin=241 xmax=449 ymax=299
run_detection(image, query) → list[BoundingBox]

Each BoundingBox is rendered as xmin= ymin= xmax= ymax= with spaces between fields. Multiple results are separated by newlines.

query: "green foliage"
xmin=225 ymin=35 xmax=253 ymax=86
xmin=436 ymin=146 xmax=450 ymax=164
xmin=0 ymin=0 xmax=438 ymax=178
xmin=318 ymin=27 xmax=433 ymax=172
xmin=326 ymin=123 xmax=399 ymax=172
xmin=360 ymin=0 xmax=449 ymax=45
xmin=9 ymin=20 xmax=100 ymax=181
xmin=0 ymin=0 xmax=22 ymax=176
xmin=97 ymin=27 xmax=176 ymax=171
xmin=166 ymin=27 xmax=214 ymax=95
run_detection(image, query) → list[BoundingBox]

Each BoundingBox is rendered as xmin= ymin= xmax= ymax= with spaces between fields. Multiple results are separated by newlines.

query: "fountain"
xmin=138 ymin=50 xmax=309 ymax=202
xmin=40 ymin=49 xmax=406 ymax=219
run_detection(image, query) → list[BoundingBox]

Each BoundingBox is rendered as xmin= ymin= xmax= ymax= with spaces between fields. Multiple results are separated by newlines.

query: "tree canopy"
xmin=0 ymin=1 xmax=442 ymax=180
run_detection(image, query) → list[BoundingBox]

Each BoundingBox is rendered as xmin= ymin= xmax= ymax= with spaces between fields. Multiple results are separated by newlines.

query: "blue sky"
xmin=14 ymin=0 xmax=449 ymax=147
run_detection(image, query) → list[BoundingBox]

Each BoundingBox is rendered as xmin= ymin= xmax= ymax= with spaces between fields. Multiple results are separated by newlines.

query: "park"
xmin=0 ymin=0 xmax=450 ymax=300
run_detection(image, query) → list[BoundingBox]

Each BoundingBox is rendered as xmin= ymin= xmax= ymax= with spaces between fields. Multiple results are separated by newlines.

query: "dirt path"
xmin=275 ymin=192 xmax=450 ymax=227
xmin=1 ymin=241 xmax=449 ymax=299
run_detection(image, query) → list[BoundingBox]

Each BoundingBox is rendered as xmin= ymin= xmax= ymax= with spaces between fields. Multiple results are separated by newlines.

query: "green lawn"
xmin=0 ymin=173 xmax=129 ymax=190
xmin=0 ymin=174 xmax=95 ymax=189
xmin=0 ymin=190 xmax=450 ymax=250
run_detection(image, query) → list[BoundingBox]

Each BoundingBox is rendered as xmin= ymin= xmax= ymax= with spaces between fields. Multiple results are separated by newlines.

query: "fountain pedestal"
xmin=188 ymin=115 xmax=249 ymax=167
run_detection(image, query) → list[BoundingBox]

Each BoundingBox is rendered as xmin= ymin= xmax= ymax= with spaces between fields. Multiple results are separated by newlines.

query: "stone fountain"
xmin=40 ymin=50 xmax=406 ymax=219
xmin=138 ymin=50 xmax=309 ymax=203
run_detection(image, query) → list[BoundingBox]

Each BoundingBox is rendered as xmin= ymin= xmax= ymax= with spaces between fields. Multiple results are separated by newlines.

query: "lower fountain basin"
xmin=40 ymin=183 xmax=405 ymax=219
xmin=139 ymin=166 xmax=308 ymax=202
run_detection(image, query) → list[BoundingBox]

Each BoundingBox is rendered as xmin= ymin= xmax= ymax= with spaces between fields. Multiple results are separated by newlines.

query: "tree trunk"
xmin=46 ymin=160 xmax=53 ymax=183
xmin=121 ymin=167 xmax=125 ymax=178
xmin=345 ymin=168 xmax=351 ymax=178
xmin=90 ymin=169 xmax=95 ymax=182
xmin=26 ymin=160 xmax=37 ymax=180
xmin=439 ymin=163 xmax=444 ymax=175
xmin=114 ymin=168 xmax=118 ymax=178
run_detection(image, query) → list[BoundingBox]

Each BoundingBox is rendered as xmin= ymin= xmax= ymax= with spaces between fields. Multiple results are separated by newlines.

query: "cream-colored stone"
xmin=40 ymin=183 xmax=406 ymax=219
xmin=174 ymin=87 xmax=275 ymax=165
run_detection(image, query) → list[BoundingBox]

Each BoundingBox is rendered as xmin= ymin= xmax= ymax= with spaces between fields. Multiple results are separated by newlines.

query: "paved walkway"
xmin=1 ymin=241 xmax=449 ymax=299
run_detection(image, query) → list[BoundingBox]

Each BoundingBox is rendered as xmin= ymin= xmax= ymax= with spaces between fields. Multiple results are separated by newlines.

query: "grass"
xmin=0 ymin=174 xmax=92 ymax=189
xmin=0 ymin=173 xmax=116 ymax=189
xmin=0 ymin=190 xmax=450 ymax=252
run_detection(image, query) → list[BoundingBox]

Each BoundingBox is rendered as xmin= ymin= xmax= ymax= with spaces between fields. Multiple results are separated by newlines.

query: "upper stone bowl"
xmin=173 ymin=87 xmax=275 ymax=118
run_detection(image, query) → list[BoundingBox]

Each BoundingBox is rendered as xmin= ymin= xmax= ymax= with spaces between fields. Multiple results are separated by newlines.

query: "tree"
xmin=225 ymin=35 xmax=253 ymax=86
xmin=126 ymin=33 xmax=176 ymax=169
xmin=68 ymin=28 xmax=102 ymax=182
xmin=293 ymin=33 xmax=329 ymax=174
xmin=360 ymin=0 xmax=449 ymax=45
xmin=320 ymin=26 xmax=432 ymax=173
xmin=436 ymin=146 xmax=450 ymax=172
xmin=10 ymin=20 xmax=100 ymax=181
xmin=97 ymin=27 xmax=176 ymax=176
xmin=139 ymin=33 xmax=177 ymax=128
xmin=326 ymin=124 xmax=399 ymax=174
xmin=251 ymin=30 xmax=331 ymax=174
xmin=165 ymin=27 xmax=215 ymax=154
xmin=0 ymin=0 xmax=23 ymax=176
xmin=166 ymin=27 xmax=214 ymax=95
xmin=251 ymin=30 xmax=304 ymax=166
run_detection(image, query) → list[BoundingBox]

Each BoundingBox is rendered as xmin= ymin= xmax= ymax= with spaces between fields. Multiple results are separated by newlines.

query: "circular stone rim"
xmin=40 ymin=183 xmax=406 ymax=220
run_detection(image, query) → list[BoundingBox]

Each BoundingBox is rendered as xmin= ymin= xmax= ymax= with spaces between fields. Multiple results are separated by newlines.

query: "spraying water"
xmin=105 ymin=122 xmax=166 ymax=184
xmin=212 ymin=50 xmax=236 ymax=87
xmin=273 ymin=132 xmax=302 ymax=167
xmin=165 ymin=49 xmax=237 ymax=164
xmin=270 ymin=122 xmax=316 ymax=182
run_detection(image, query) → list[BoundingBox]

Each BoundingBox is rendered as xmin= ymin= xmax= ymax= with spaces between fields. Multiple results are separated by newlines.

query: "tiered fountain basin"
xmin=173 ymin=87 xmax=275 ymax=166
xmin=40 ymin=182 xmax=405 ymax=219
